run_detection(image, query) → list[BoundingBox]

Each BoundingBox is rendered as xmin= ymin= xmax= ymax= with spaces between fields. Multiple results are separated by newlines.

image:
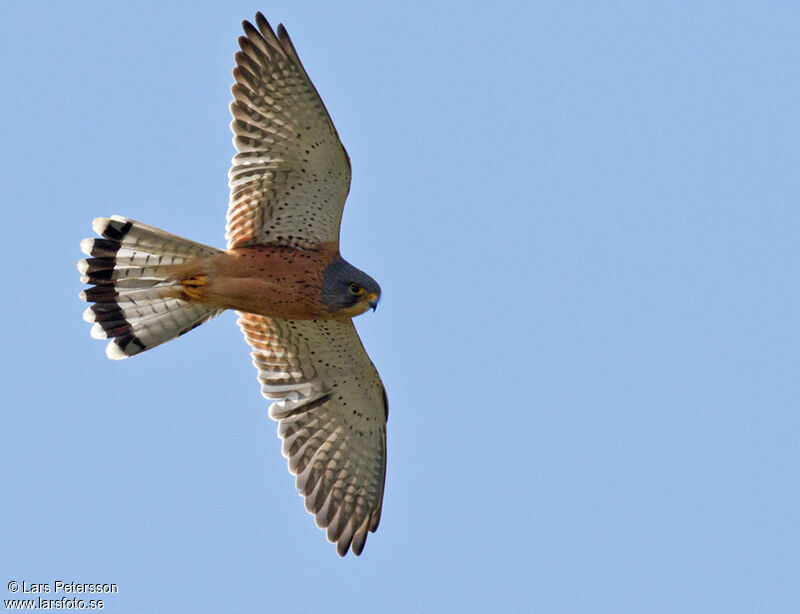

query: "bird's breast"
xmin=196 ymin=243 xmax=340 ymax=319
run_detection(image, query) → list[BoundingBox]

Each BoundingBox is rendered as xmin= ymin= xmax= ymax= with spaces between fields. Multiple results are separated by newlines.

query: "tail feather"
xmin=79 ymin=216 xmax=224 ymax=359
xmin=79 ymin=257 xmax=183 ymax=285
xmin=89 ymin=217 xmax=218 ymax=257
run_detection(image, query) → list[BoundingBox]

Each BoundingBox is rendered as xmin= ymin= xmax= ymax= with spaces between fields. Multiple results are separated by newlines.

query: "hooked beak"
xmin=366 ymin=292 xmax=379 ymax=312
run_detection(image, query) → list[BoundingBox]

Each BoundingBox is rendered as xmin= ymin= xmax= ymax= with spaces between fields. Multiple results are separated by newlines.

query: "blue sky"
xmin=2 ymin=1 xmax=799 ymax=612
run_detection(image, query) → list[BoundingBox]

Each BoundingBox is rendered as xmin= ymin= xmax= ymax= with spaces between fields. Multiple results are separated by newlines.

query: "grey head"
xmin=321 ymin=257 xmax=381 ymax=315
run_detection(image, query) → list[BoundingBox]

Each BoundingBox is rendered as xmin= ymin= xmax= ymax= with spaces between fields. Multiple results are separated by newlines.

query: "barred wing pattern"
xmin=226 ymin=13 xmax=352 ymax=250
xmin=238 ymin=313 xmax=387 ymax=556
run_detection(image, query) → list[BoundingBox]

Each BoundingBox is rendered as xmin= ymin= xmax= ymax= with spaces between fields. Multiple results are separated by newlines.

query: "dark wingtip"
xmin=381 ymin=386 xmax=389 ymax=421
xmin=276 ymin=23 xmax=292 ymax=49
xmin=241 ymin=19 xmax=258 ymax=37
xmin=254 ymin=11 xmax=270 ymax=33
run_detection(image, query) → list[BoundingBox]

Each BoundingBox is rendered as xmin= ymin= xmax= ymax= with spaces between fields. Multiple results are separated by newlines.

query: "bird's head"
xmin=321 ymin=257 xmax=381 ymax=318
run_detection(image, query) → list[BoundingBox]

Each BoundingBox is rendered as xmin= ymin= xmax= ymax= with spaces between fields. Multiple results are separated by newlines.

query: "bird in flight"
xmin=77 ymin=13 xmax=387 ymax=557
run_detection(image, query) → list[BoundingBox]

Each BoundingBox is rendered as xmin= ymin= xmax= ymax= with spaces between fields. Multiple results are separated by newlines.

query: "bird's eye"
xmin=349 ymin=283 xmax=364 ymax=295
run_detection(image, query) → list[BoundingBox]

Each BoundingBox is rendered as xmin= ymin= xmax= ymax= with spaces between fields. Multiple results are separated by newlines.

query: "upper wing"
xmin=238 ymin=313 xmax=387 ymax=556
xmin=226 ymin=13 xmax=352 ymax=250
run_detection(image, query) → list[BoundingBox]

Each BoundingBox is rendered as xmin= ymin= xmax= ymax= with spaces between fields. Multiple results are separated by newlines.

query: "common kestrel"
xmin=78 ymin=13 xmax=387 ymax=557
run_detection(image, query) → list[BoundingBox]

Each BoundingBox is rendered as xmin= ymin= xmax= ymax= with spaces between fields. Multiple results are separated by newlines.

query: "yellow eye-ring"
xmin=349 ymin=283 xmax=364 ymax=295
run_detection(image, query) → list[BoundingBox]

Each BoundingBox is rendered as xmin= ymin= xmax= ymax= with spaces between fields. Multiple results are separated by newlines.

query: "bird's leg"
xmin=179 ymin=275 xmax=208 ymax=301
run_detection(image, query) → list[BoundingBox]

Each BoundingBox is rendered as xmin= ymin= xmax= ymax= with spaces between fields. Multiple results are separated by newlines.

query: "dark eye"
xmin=349 ymin=283 xmax=363 ymax=295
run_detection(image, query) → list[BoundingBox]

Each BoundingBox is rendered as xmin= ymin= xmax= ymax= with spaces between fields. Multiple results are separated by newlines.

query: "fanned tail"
xmin=78 ymin=216 xmax=223 ymax=359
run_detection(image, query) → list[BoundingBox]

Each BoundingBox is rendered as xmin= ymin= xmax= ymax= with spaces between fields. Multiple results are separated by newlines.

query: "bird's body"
xmin=174 ymin=242 xmax=343 ymax=320
xmin=77 ymin=13 xmax=387 ymax=557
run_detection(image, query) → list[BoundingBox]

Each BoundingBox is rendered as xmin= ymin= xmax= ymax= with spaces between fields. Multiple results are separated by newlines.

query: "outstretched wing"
xmin=238 ymin=313 xmax=387 ymax=556
xmin=226 ymin=13 xmax=352 ymax=250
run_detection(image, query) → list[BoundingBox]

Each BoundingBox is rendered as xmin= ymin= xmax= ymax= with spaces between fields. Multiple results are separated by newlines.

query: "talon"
xmin=180 ymin=275 xmax=208 ymax=300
